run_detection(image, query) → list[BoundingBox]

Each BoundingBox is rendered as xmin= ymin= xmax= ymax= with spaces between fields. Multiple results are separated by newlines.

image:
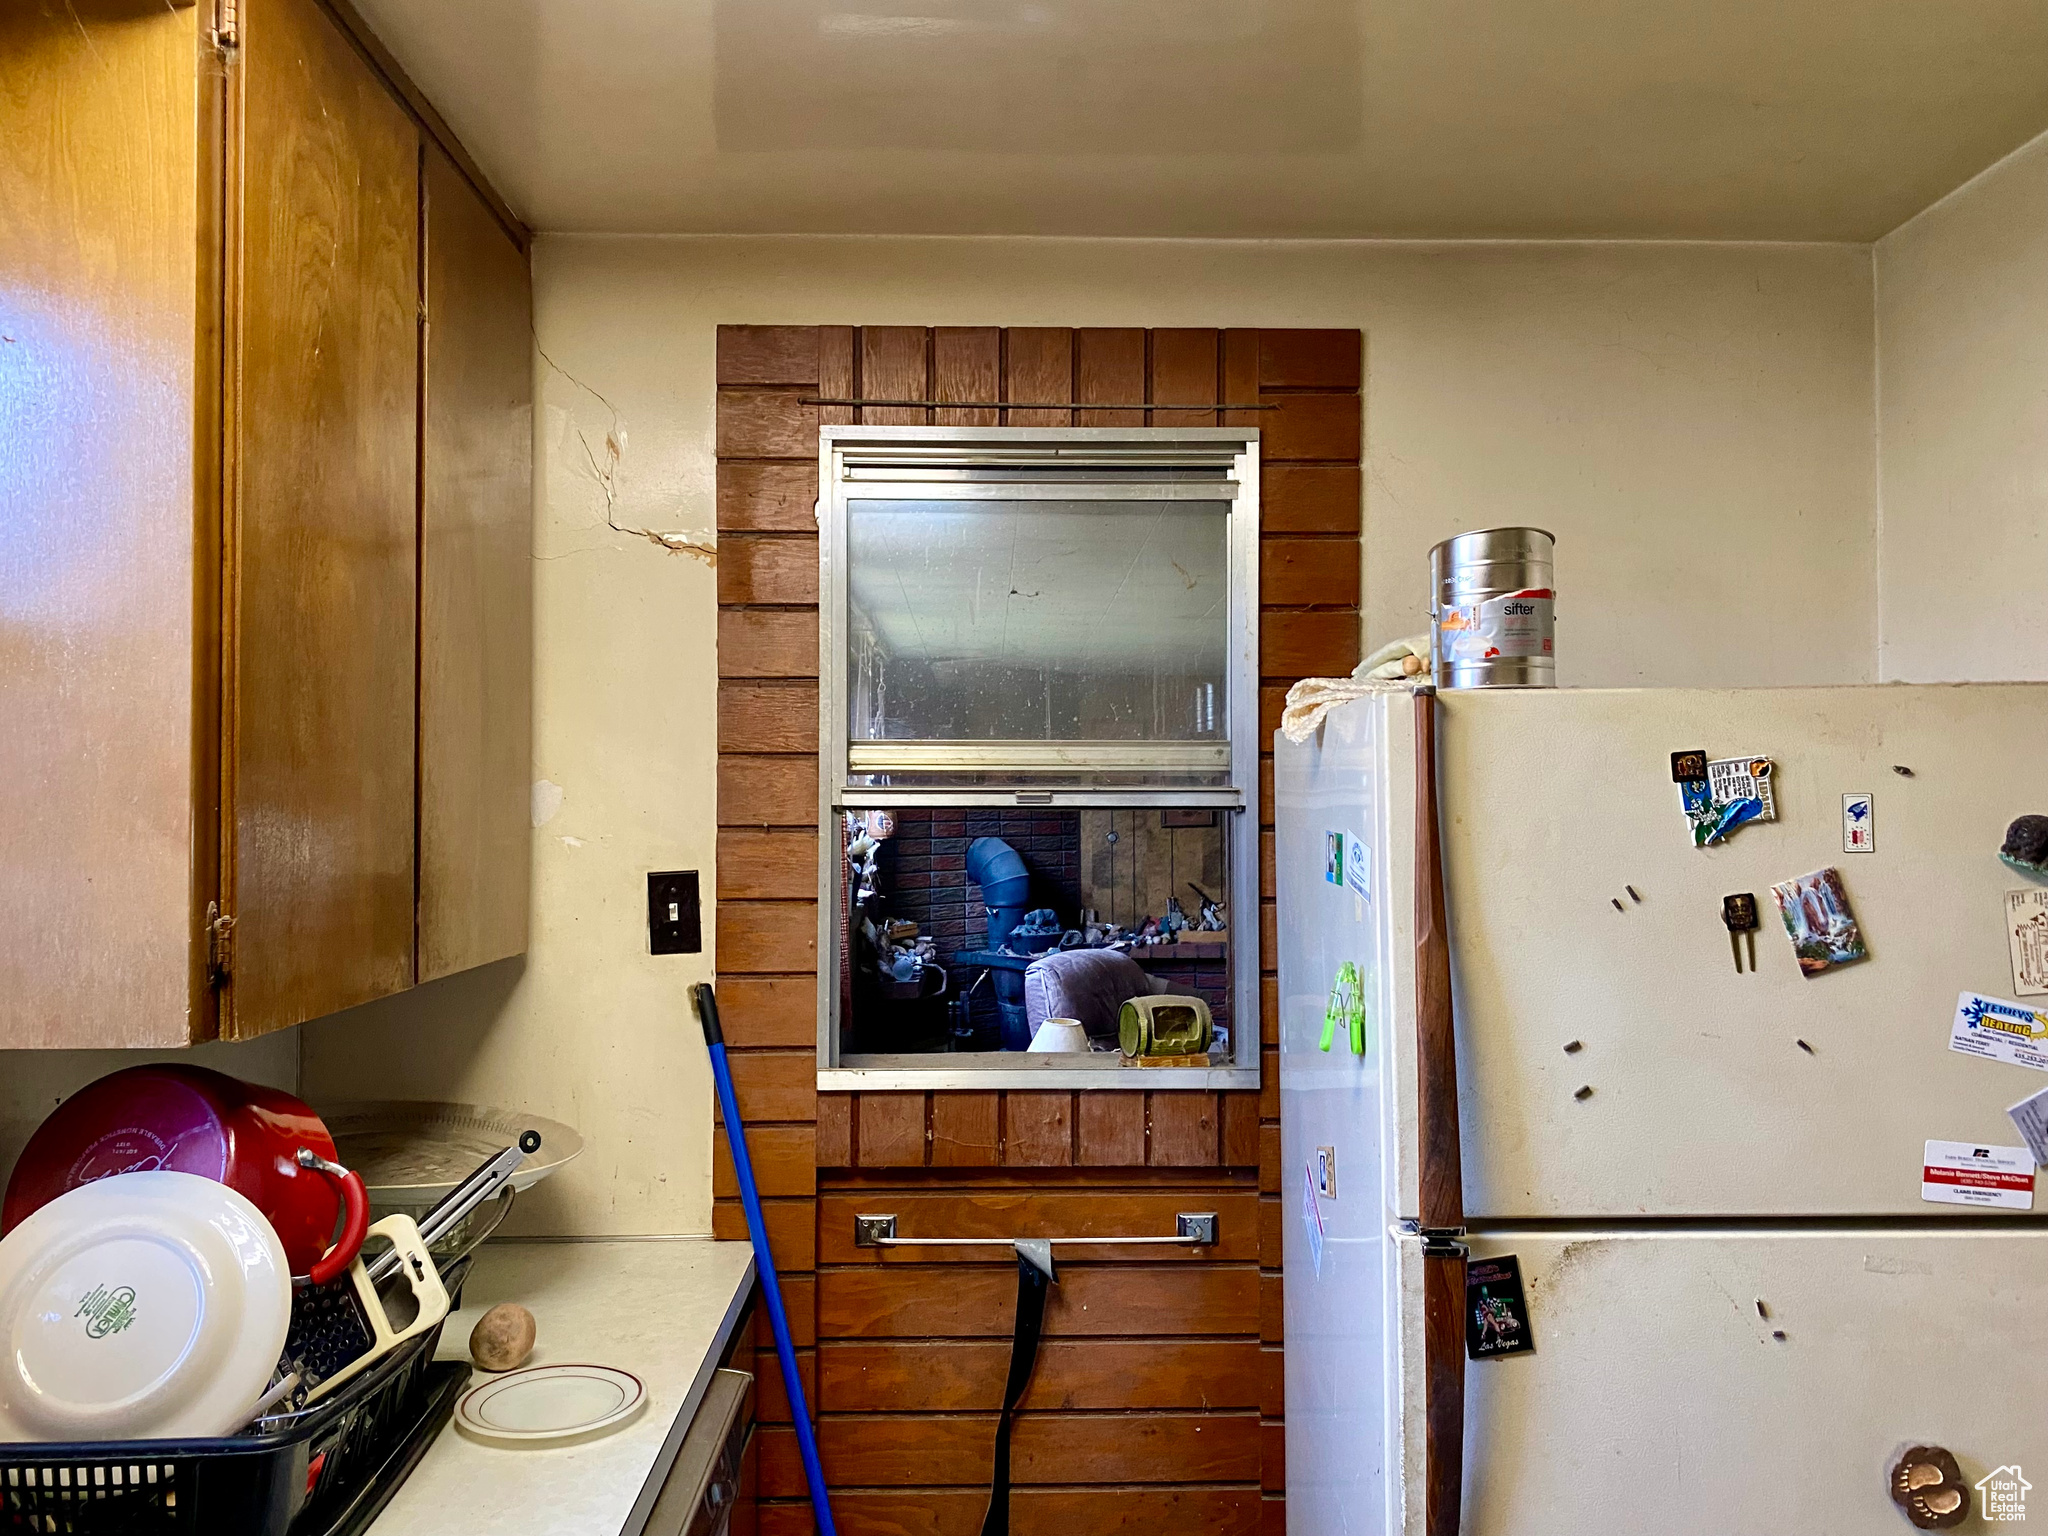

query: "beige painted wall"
xmin=1876 ymin=130 xmax=2048 ymax=683
xmin=300 ymin=235 xmax=1880 ymax=1237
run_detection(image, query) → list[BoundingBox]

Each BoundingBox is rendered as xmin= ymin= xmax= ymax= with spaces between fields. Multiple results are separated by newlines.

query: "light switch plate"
xmin=647 ymin=870 xmax=701 ymax=955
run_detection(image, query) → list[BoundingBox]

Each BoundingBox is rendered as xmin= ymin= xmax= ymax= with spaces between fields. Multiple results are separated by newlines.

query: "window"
xmin=817 ymin=427 xmax=1260 ymax=1088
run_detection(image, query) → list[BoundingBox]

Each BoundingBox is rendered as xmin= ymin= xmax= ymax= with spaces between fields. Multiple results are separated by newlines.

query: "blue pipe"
xmin=693 ymin=984 xmax=837 ymax=1536
xmin=966 ymin=837 xmax=1032 ymax=948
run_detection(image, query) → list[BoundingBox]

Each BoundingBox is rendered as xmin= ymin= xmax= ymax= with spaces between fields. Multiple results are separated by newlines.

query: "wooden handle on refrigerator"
xmin=1414 ymin=687 xmax=1465 ymax=1536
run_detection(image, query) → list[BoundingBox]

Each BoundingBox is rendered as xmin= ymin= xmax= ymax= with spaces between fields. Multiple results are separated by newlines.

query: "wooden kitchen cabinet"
xmin=0 ymin=0 xmax=532 ymax=1049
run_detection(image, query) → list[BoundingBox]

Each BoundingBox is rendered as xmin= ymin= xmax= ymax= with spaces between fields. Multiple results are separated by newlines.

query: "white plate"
xmin=0 ymin=1170 xmax=292 ymax=1442
xmin=319 ymin=1102 xmax=584 ymax=1206
xmin=455 ymin=1364 xmax=646 ymax=1447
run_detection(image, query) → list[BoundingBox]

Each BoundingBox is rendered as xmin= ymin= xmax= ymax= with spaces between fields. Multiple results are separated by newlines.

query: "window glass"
xmin=846 ymin=499 xmax=1230 ymax=747
xmin=836 ymin=804 xmax=1233 ymax=1060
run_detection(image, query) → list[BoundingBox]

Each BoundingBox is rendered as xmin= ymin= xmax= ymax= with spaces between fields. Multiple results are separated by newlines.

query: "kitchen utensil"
xmin=453 ymin=1363 xmax=645 ymax=1446
xmin=3 ymin=1065 xmax=370 ymax=1286
xmin=286 ymin=1215 xmax=449 ymax=1407
xmin=1025 ymin=1018 xmax=1090 ymax=1053
xmin=320 ymin=1101 xmax=582 ymax=1206
xmin=0 ymin=1170 xmax=292 ymax=1442
xmin=366 ymin=1131 xmax=538 ymax=1288
xmin=695 ymin=982 xmax=838 ymax=1535
xmin=1116 ymin=994 xmax=1214 ymax=1058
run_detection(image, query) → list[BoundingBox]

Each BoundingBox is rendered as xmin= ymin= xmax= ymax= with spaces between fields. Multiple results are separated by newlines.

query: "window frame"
xmin=814 ymin=425 xmax=1262 ymax=1090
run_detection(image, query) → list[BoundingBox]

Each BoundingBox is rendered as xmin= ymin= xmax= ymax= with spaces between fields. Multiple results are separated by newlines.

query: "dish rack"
xmin=0 ymin=1258 xmax=472 ymax=1536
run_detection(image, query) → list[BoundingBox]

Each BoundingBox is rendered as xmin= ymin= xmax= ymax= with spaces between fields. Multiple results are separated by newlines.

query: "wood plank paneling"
xmin=816 ymin=1095 xmax=853 ymax=1168
xmin=1222 ymin=1093 xmax=1261 ymax=1167
xmin=718 ymin=326 xmax=822 ymax=387
xmin=717 ymin=328 xmax=1361 ymax=1536
xmin=718 ymin=389 xmax=820 ymax=459
xmin=1260 ymin=1272 xmax=1285 ymax=1344
xmin=718 ymin=756 xmax=817 ymax=829
xmin=1261 ymin=537 xmax=1360 ymax=608
xmin=1220 ymin=328 xmax=1260 ymax=428
xmin=417 ymin=145 xmax=533 ymax=984
xmin=1262 ymin=463 xmax=1361 ymax=533
xmin=753 ymin=1350 xmax=816 ymax=1425
xmin=716 ymin=902 xmax=818 ymax=973
xmin=817 ymin=1264 xmax=1258 ymax=1338
xmin=718 ymin=462 xmax=819 ymax=531
xmin=1076 ymin=328 xmax=1146 ymax=425
xmin=718 ymin=976 xmax=823 ymax=1049
xmin=1150 ymin=328 xmax=1219 ymax=426
xmin=778 ymin=1489 xmax=1260 ymax=1536
xmin=1003 ymin=328 xmax=1072 ymax=425
xmin=1002 ymin=1092 xmax=1073 ymax=1166
xmin=857 ymin=1093 xmax=927 ymax=1166
xmin=719 ymin=1050 xmax=819 ymax=1124
xmin=713 ymin=1196 xmax=816 ymax=1269
xmin=813 ymin=1411 xmax=1260 ymax=1488
xmin=720 ymin=535 xmax=819 ymax=606
xmin=817 ymin=1191 xmax=1259 ymax=1263
xmin=930 ymin=1093 xmax=1000 ymax=1166
xmin=230 ymin=0 xmax=420 ymax=1035
xmin=1148 ymin=1092 xmax=1219 ymax=1166
xmin=715 ymin=1124 xmax=817 ymax=1198
xmin=1258 ymin=1125 xmax=1281 ymax=1194
xmin=1257 ymin=329 xmax=1362 ymax=390
xmin=718 ymin=831 xmax=819 ymax=900
xmin=1261 ymin=611 xmax=1360 ymax=679
xmin=719 ymin=610 xmax=819 ymax=679
xmin=820 ymin=1338 xmax=1261 ymax=1412
xmin=718 ymin=682 xmax=819 ymax=753
xmin=859 ymin=326 xmax=928 ymax=425
xmin=1261 ymin=392 xmax=1362 ymax=463
xmin=1260 ymin=1345 xmax=1285 ymax=1418
xmin=932 ymin=327 xmax=1000 ymax=426
xmin=817 ymin=326 xmax=856 ymax=425
xmin=1076 ymin=1093 xmax=1147 ymax=1167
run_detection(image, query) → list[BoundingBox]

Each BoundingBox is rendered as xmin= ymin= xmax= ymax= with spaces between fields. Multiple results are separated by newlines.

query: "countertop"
xmin=367 ymin=1237 xmax=756 ymax=1536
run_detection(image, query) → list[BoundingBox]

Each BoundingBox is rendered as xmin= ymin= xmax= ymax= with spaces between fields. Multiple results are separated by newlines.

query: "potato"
xmin=469 ymin=1302 xmax=537 ymax=1372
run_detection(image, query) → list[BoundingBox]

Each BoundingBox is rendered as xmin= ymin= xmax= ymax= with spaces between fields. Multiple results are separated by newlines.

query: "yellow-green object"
xmin=1118 ymin=995 xmax=1214 ymax=1057
xmin=1323 ymin=962 xmax=1369 ymax=1054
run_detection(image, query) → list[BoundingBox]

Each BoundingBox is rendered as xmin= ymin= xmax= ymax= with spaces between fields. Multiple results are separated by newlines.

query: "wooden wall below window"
xmin=716 ymin=324 xmax=1362 ymax=1534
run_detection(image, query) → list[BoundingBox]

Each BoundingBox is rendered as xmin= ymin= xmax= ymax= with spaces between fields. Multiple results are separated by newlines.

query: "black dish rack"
xmin=0 ymin=1259 xmax=472 ymax=1536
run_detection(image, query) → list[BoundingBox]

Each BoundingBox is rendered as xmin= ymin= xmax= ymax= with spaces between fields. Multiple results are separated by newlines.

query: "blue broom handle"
xmin=695 ymin=984 xmax=837 ymax=1536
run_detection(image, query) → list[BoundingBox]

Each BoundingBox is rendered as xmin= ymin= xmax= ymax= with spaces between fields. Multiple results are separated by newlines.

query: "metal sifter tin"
xmin=1429 ymin=527 xmax=1556 ymax=688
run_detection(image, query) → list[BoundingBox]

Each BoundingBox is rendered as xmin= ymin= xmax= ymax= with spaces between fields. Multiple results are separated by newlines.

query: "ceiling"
xmin=353 ymin=0 xmax=2048 ymax=240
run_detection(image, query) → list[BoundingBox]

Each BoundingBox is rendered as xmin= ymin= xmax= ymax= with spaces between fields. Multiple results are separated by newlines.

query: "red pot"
xmin=1 ymin=1065 xmax=369 ymax=1286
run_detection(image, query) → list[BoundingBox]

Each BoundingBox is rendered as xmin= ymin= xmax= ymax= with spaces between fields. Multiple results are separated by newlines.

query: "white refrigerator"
xmin=1278 ymin=683 xmax=2048 ymax=1535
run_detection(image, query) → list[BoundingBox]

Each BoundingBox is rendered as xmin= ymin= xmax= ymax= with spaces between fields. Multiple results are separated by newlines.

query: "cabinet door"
xmin=227 ymin=0 xmax=419 ymax=1037
xmin=419 ymin=145 xmax=533 ymax=981
xmin=0 ymin=1 xmax=210 ymax=1047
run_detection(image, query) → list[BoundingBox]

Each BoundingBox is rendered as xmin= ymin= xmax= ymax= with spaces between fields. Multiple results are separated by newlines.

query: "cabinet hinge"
xmin=206 ymin=902 xmax=236 ymax=987
xmin=214 ymin=0 xmax=238 ymax=50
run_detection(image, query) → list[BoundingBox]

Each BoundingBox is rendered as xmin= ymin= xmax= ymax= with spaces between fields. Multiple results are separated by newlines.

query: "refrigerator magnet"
xmin=2006 ymin=1082 xmax=2048 ymax=1167
xmin=1300 ymin=1165 xmax=1326 ymax=1277
xmin=1465 ymin=1256 xmax=1535 ymax=1359
xmin=1841 ymin=792 xmax=1874 ymax=852
xmin=1949 ymin=990 xmax=2048 ymax=1073
xmin=1323 ymin=830 xmax=1344 ymax=886
xmin=1920 ymin=1139 xmax=2036 ymax=1210
xmin=1768 ymin=867 xmax=1867 ymax=976
xmin=2005 ymin=889 xmax=2048 ymax=996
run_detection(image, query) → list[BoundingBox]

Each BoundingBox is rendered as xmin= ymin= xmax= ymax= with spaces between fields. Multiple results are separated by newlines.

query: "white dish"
xmin=319 ymin=1102 xmax=584 ymax=1206
xmin=0 ymin=1170 xmax=292 ymax=1442
xmin=455 ymin=1364 xmax=646 ymax=1447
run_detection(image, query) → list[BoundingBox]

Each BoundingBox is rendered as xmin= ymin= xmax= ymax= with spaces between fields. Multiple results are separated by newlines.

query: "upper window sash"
xmin=821 ymin=427 xmax=1261 ymax=808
